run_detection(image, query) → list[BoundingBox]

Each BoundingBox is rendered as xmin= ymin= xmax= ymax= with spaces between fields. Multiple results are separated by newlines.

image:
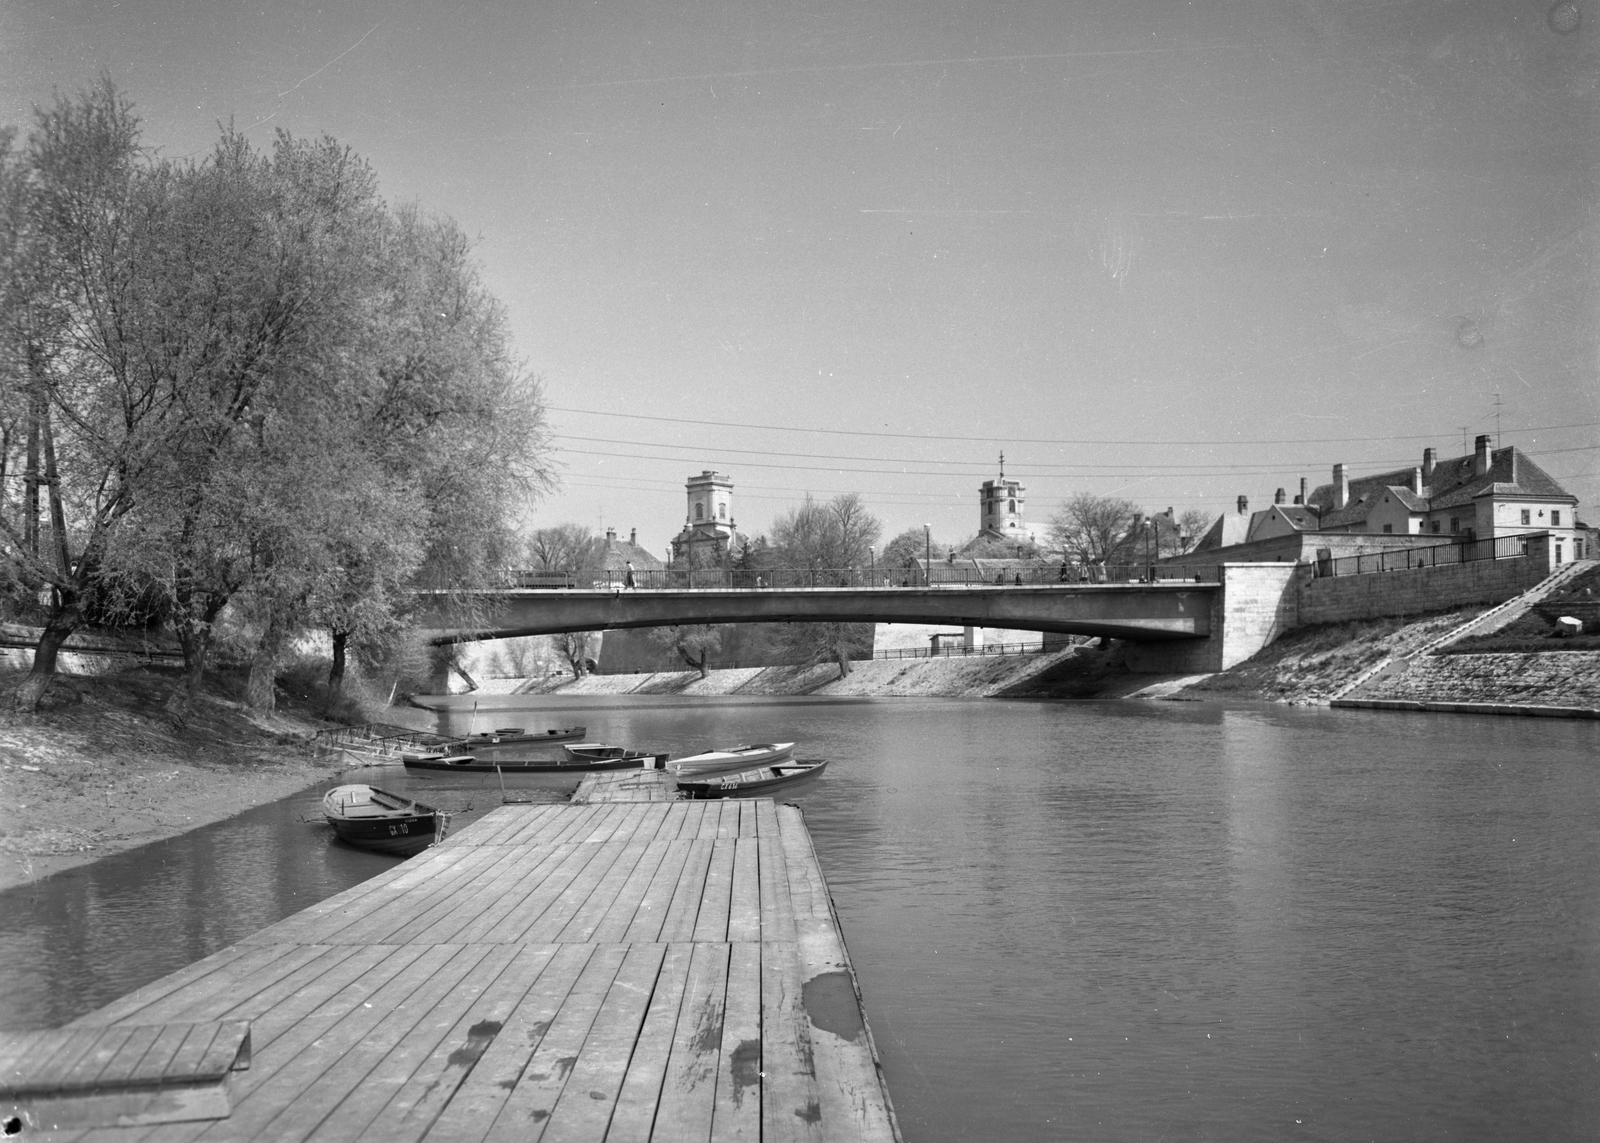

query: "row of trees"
xmin=0 ymin=81 xmax=552 ymax=715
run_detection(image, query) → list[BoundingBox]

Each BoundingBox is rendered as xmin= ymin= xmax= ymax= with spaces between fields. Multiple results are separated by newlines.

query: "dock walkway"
xmin=35 ymin=794 xmax=898 ymax=1141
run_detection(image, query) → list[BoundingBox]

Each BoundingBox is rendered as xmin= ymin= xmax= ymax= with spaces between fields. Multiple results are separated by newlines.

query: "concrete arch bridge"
xmin=412 ymin=568 xmax=1297 ymax=681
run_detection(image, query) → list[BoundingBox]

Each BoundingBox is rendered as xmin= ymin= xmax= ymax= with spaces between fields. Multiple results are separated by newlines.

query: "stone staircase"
xmin=1328 ymin=559 xmax=1597 ymax=702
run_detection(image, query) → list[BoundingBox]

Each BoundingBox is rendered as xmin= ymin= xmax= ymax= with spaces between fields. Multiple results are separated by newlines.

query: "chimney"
xmin=1334 ymin=464 xmax=1350 ymax=510
xmin=1423 ymin=447 xmax=1436 ymax=482
xmin=1236 ymin=495 xmax=1249 ymax=515
xmin=1473 ymin=434 xmax=1491 ymax=477
xmin=606 ymin=527 xmax=616 ymax=542
xmin=630 ymin=527 xmax=637 ymax=545
xmin=1411 ymin=467 xmax=1423 ymax=496
xmin=1274 ymin=487 xmax=1286 ymax=505
xmin=1296 ymin=476 xmax=1307 ymax=506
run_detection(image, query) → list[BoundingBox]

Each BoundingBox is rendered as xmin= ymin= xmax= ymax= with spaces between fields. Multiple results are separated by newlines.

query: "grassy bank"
xmin=0 ymin=667 xmax=351 ymax=891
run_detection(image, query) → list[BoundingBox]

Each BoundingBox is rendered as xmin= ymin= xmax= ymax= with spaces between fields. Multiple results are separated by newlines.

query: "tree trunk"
xmin=165 ymin=595 xmax=227 ymax=726
xmin=328 ymin=630 xmax=348 ymax=694
xmin=246 ymin=610 xmax=289 ymax=713
xmin=13 ymin=591 xmax=80 ymax=711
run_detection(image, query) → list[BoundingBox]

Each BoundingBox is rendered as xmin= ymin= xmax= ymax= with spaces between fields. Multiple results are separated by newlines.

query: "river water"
xmin=2 ymin=696 xmax=1597 ymax=1141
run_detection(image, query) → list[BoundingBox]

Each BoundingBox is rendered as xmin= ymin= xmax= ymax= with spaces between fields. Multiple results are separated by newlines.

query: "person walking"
xmin=625 ymin=561 xmax=636 ymax=589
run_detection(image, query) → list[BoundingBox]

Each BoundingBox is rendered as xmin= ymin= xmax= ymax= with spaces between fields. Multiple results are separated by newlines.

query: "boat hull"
xmin=667 ymin=742 xmax=796 ymax=776
xmin=677 ymin=760 xmax=828 ymax=799
xmin=322 ymin=785 xmax=445 ymax=856
xmin=402 ymin=754 xmax=652 ymax=776
xmin=444 ymin=726 xmax=587 ymax=754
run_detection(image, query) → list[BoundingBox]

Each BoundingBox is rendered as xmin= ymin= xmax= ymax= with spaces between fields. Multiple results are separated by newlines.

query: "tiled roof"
xmin=1305 ymin=446 xmax=1575 ymax=525
xmin=599 ymin=538 xmax=664 ymax=571
xmin=1194 ymin=513 xmax=1252 ymax=550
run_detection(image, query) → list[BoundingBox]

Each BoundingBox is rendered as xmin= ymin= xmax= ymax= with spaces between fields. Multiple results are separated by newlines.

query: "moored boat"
xmin=321 ymin=784 xmax=447 ymax=856
xmin=665 ymin=742 xmax=796 ymax=776
xmin=402 ymin=751 xmax=666 ymax=776
xmin=676 ymin=759 xmax=828 ymax=799
xmin=444 ymin=725 xmax=587 ymax=751
xmin=563 ymin=743 xmax=669 ymax=767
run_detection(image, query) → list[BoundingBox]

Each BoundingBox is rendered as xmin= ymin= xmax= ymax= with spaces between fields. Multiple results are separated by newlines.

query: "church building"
xmin=669 ymin=469 xmax=743 ymax=563
xmin=977 ymin=453 xmax=1036 ymax=543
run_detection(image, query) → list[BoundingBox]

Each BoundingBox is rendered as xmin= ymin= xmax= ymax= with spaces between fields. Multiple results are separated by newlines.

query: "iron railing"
xmin=1313 ymin=534 xmax=1528 ymax=578
xmin=506 ymin=563 xmax=1219 ymax=591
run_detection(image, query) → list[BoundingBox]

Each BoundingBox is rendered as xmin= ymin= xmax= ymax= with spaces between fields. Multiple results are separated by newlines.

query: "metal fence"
xmin=1313 ymin=534 xmax=1528 ymax=578
xmin=871 ymin=640 xmax=1053 ymax=660
xmin=508 ymin=563 xmax=1219 ymax=591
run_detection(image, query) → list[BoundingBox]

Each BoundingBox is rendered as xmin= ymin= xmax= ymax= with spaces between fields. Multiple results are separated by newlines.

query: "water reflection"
xmin=2 ymin=696 xmax=1597 ymax=1141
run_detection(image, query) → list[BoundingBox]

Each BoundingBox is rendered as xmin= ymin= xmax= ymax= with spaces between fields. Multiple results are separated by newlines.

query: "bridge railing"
xmin=1312 ymin=535 xmax=1528 ymax=578
xmin=506 ymin=563 xmax=1220 ymax=591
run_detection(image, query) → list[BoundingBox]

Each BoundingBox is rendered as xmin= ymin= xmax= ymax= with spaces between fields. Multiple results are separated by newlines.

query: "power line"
xmin=549 ymin=404 xmax=1600 ymax=449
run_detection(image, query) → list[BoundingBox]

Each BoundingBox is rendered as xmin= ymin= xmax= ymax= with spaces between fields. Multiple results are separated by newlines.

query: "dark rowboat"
xmin=402 ymin=751 xmax=665 ymax=776
xmin=676 ymin=759 xmax=828 ymax=799
xmin=443 ymin=725 xmax=587 ymax=752
xmin=322 ymin=784 xmax=447 ymax=856
xmin=665 ymin=742 xmax=795 ymax=776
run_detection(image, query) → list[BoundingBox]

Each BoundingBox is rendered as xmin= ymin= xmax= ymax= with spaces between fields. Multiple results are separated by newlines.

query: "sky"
xmin=3 ymin=0 xmax=1596 ymax=558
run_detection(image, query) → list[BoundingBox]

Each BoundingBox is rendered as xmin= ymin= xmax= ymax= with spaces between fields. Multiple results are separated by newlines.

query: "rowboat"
xmin=676 ymin=759 xmax=828 ymax=799
xmin=444 ymin=725 xmax=587 ymax=751
xmin=564 ymin=743 xmax=669 ymax=767
xmin=321 ymin=784 xmax=447 ymax=856
xmin=402 ymin=751 xmax=665 ymax=776
xmin=666 ymin=742 xmax=795 ymax=776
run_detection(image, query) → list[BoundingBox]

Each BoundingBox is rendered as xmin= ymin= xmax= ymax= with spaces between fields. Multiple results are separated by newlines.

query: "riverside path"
xmin=8 ymin=795 xmax=898 ymax=1141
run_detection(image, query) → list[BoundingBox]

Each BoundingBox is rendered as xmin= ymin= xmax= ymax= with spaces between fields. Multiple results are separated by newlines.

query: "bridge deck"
xmin=53 ymin=801 xmax=897 ymax=1142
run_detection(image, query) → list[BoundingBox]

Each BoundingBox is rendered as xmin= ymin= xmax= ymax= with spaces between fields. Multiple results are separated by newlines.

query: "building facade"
xmin=977 ymin=454 xmax=1036 ymax=543
xmin=669 ymin=469 xmax=742 ymax=563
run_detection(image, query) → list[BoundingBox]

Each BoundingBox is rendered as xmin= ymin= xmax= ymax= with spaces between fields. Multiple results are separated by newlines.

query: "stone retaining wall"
xmin=1353 ymin=650 xmax=1600 ymax=709
xmin=1298 ymin=551 xmax=1551 ymax=627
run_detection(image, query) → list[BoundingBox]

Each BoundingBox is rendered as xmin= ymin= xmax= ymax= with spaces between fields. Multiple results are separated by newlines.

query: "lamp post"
xmin=924 ymin=524 xmax=931 ymax=587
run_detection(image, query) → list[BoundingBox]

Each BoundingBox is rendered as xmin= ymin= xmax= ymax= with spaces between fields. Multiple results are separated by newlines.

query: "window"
xmin=1450 ymin=518 xmax=1459 ymax=534
xmin=1521 ymin=509 xmax=1531 ymax=526
xmin=695 ymin=504 xmax=704 ymax=521
xmin=718 ymin=504 xmax=726 ymax=520
xmin=1382 ymin=524 xmax=1393 ymax=534
xmin=1430 ymin=521 xmax=1440 ymax=533
xmin=1552 ymin=510 xmax=1561 ymax=526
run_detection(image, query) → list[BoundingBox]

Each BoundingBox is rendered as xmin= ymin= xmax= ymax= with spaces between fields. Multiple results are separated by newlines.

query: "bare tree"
xmin=648 ymin=624 xmax=722 ymax=678
xmin=1046 ymin=493 xmax=1140 ymax=565
xmin=556 ymin=630 xmax=593 ymax=678
xmin=771 ymin=492 xmax=882 ymax=576
xmin=526 ymin=524 xmax=602 ymax=575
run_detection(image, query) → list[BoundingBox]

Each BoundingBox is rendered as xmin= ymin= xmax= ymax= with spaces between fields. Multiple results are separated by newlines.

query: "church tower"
xmin=670 ymin=470 xmax=739 ymax=563
xmin=978 ymin=453 xmax=1030 ymax=541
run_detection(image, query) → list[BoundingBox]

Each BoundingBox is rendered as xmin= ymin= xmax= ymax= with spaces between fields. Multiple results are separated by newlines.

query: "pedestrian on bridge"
xmin=625 ymin=561 xmax=636 ymax=589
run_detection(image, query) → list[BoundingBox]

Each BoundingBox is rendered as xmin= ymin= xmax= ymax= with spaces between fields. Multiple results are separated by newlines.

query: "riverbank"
xmin=0 ymin=668 xmax=348 ymax=891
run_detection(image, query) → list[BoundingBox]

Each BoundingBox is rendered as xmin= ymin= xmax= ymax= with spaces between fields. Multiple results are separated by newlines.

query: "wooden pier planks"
xmin=45 ymin=800 xmax=898 ymax=1143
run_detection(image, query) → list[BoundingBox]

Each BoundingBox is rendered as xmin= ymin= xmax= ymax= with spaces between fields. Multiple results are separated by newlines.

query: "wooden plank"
xmin=92 ymin=1025 xmax=165 ymax=1087
xmin=756 ymin=805 xmax=796 ymax=944
xmin=207 ymin=943 xmax=466 ymax=1139
xmin=377 ymin=845 xmax=535 ymax=946
xmin=620 ymin=840 xmax=696 ymax=944
xmin=473 ymin=843 xmax=617 ymax=945
xmin=349 ymin=944 xmax=559 ymax=1142
xmin=777 ymin=806 xmax=898 ymax=1143
xmin=517 ymin=838 xmax=635 ymax=943
xmin=584 ymin=834 xmax=675 ymax=945
xmin=726 ymin=837 xmax=761 ymax=944
xmin=239 ymin=944 xmax=499 ymax=1141
xmin=67 ymin=943 xmax=288 ymax=1028
xmin=446 ymin=843 xmax=586 ymax=946
xmin=606 ymin=943 xmax=694 ymax=1140
xmin=418 ymin=943 xmax=596 ymax=1141
xmin=10 ymin=1028 xmax=116 ymax=1090
xmin=530 ymin=942 xmax=667 ymax=1142
xmin=671 ymin=801 xmax=708 ymax=841
xmin=476 ymin=944 xmax=628 ymax=1142
xmin=328 ymin=846 xmax=514 ymax=946
xmin=710 ymin=941 xmax=762 ymax=1142
xmin=710 ymin=801 xmax=739 ymax=841
xmin=692 ymin=840 xmax=736 ymax=944
xmin=0 ymin=1029 xmax=53 ymax=1077
xmin=650 ymin=941 xmax=731 ymax=1142
xmin=134 ymin=945 xmax=366 ymax=1028
xmin=657 ymin=839 xmax=716 ymax=944
xmin=760 ymin=941 xmax=825 ymax=1143
xmin=553 ymin=823 xmax=670 ymax=944
xmin=122 ymin=1022 xmax=202 ymax=1087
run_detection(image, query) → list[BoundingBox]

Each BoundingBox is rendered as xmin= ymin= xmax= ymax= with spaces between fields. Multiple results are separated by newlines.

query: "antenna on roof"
xmin=1459 ymin=426 xmax=1469 ymax=454
xmin=1493 ymin=391 xmax=1502 ymax=448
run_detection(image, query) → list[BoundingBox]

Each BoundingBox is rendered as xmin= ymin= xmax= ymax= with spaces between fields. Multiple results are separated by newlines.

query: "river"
xmin=2 ymin=696 xmax=1597 ymax=1141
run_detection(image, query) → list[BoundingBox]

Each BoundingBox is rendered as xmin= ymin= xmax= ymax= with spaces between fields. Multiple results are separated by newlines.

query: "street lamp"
xmin=924 ymin=524 xmax=931 ymax=587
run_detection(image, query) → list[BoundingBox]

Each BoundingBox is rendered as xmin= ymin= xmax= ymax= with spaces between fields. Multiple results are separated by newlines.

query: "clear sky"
xmin=4 ymin=0 xmax=1596 ymax=556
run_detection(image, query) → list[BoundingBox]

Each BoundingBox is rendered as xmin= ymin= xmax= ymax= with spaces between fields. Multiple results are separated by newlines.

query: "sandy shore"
xmin=0 ymin=669 xmax=349 ymax=891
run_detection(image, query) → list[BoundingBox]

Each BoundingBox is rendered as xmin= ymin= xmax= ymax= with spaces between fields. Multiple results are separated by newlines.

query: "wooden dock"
xmin=23 ymin=790 xmax=897 ymax=1141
